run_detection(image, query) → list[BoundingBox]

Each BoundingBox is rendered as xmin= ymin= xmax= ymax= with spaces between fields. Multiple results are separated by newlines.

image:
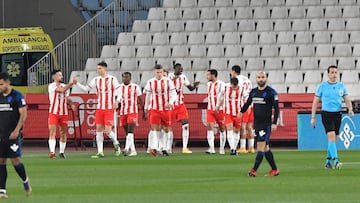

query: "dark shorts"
xmin=321 ymin=111 xmax=341 ymax=134
xmin=254 ymin=126 xmax=271 ymax=143
xmin=0 ymin=136 xmax=22 ymax=158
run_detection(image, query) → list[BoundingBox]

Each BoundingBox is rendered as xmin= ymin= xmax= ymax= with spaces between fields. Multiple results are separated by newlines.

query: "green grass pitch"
xmin=3 ymin=149 xmax=360 ymax=203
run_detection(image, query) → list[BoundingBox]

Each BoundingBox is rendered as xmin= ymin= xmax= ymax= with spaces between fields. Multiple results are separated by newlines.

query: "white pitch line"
xmin=342 ymin=162 xmax=360 ymax=165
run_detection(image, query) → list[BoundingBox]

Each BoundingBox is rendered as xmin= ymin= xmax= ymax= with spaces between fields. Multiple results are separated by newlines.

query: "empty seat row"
xmin=108 ymin=44 xmax=360 ymax=58
xmin=117 ymin=31 xmax=360 ymax=46
xmin=150 ymin=6 xmax=360 ymax=20
xmin=132 ymin=18 xmax=360 ymax=33
xmin=162 ymin=0 xmax=358 ymax=8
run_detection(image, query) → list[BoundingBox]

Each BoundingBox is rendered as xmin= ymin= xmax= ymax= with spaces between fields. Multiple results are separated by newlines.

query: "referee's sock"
xmin=265 ymin=150 xmax=277 ymax=170
xmin=328 ymin=141 xmax=339 ymax=164
xmin=0 ymin=164 xmax=7 ymax=190
xmin=14 ymin=163 xmax=27 ymax=181
xmin=253 ymin=151 xmax=264 ymax=171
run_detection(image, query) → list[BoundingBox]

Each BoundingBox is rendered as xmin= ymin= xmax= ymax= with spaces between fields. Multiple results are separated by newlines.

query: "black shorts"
xmin=254 ymin=125 xmax=271 ymax=143
xmin=321 ymin=111 xmax=341 ymax=134
xmin=0 ymin=136 xmax=22 ymax=158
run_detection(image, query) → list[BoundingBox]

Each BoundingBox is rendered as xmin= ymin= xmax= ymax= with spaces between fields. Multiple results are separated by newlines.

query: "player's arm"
xmin=186 ymin=81 xmax=200 ymax=91
xmin=10 ymin=104 xmax=27 ymax=140
xmin=55 ymin=82 xmax=74 ymax=93
xmin=311 ymin=96 xmax=320 ymax=127
xmin=240 ymin=91 xmax=253 ymax=114
xmin=67 ymin=97 xmax=76 ymax=111
xmin=344 ymin=95 xmax=354 ymax=117
xmin=272 ymin=93 xmax=280 ymax=128
xmin=215 ymin=83 xmax=225 ymax=111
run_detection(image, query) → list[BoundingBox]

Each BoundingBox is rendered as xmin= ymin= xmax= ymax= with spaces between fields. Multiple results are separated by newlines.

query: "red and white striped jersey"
xmin=144 ymin=77 xmax=176 ymax=111
xmin=168 ymin=73 xmax=190 ymax=106
xmin=207 ymin=80 xmax=225 ymax=111
xmin=87 ymin=75 xmax=120 ymax=110
xmin=236 ymin=75 xmax=252 ymax=107
xmin=224 ymin=84 xmax=243 ymax=116
xmin=48 ymin=82 xmax=69 ymax=115
xmin=117 ymin=83 xmax=142 ymax=115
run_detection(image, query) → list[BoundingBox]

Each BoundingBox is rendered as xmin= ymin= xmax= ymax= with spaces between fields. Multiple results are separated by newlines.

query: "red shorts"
xmin=119 ymin=113 xmax=138 ymax=126
xmin=224 ymin=114 xmax=241 ymax=129
xmin=241 ymin=107 xmax=254 ymax=123
xmin=206 ymin=110 xmax=225 ymax=127
xmin=95 ymin=109 xmax=115 ymax=126
xmin=48 ymin=113 xmax=68 ymax=126
xmin=149 ymin=109 xmax=173 ymax=127
xmin=173 ymin=104 xmax=189 ymax=122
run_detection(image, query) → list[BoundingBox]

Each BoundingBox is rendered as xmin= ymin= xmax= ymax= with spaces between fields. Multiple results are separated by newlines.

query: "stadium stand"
xmin=67 ymin=0 xmax=360 ymax=94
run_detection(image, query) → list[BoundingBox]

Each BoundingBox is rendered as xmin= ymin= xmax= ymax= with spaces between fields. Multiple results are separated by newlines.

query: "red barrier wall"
xmin=24 ymin=93 xmax=315 ymax=141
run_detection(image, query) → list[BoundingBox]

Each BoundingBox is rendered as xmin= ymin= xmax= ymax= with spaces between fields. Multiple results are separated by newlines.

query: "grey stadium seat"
xmin=182 ymin=8 xmax=199 ymax=20
xmin=117 ymin=33 xmax=134 ymax=46
xmin=223 ymin=32 xmax=240 ymax=44
xmin=224 ymin=45 xmax=242 ymax=57
xmin=264 ymin=58 xmax=282 ymax=70
xmin=152 ymin=33 xmax=169 ymax=45
xmin=297 ymin=45 xmax=315 ymax=57
xmin=277 ymin=32 xmax=294 ymax=44
xmin=185 ymin=20 xmax=202 ymax=32
xmin=300 ymin=57 xmax=318 ymax=70
xmin=315 ymin=44 xmax=333 ymax=57
xmin=283 ymin=57 xmax=300 ymax=70
xmin=134 ymin=33 xmax=151 ymax=45
xmin=202 ymin=20 xmax=220 ymax=32
xmin=205 ymin=32 xmax=223 ymax=45
xmin=170 ymin=33 xmax=187 ymax=45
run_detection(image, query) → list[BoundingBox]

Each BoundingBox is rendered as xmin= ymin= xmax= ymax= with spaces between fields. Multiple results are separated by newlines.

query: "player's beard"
xmin=257 ymin=81 xmax=266 ymax=88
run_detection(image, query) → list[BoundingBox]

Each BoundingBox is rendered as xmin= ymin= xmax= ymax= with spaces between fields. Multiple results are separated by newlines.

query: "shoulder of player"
xmin=11 ymin=89 xmax=24 ymax=100
xmin=265 ymin=86 xmax=278 ymax=96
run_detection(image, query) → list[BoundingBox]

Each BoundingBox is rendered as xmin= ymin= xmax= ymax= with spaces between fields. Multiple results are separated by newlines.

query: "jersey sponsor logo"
xmin=339 ymin=115 xmax=356 ymax=149
xmin=0 ymin=104 xmax=13 ymax=111
xmin=10 ymin=144 xmax=19 ymax=152
xmin=252 ymin=97 xmax=266 ymax=104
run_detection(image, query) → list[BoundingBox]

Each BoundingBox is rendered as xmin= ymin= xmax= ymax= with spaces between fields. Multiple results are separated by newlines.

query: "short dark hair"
xmin=232 ymin=65 xmax=241 ymax=74
xmin=173 ymin=63 xmax=182 ymax=69
xmin=154 ymin=64 xmax=163 ymax=70
xmin=230 ymin=77 xmax=239 ymax=86
xmin=0 ymin=72 xmax=10 ymax=81
xmin=122 ymin=72 xmax=131 ymax=77
xmin=327 ymin=65 xmax=337 ymax=73
xmin=208 ymin=69 xmax=218 ymax=77
xmin=51 ymin=69 xmax=61 ymax=76
xmin=98 ymin=61 xmax=108 ymax=68
xmin=164 ymin=69 xmax=169 ymax=74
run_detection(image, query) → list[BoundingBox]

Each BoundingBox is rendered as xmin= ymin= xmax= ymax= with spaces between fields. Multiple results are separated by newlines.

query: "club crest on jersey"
xmin=339 ymin=90 xmax=344 ymax=97
xmin=10 ymin=144 xmax=19 ymax=152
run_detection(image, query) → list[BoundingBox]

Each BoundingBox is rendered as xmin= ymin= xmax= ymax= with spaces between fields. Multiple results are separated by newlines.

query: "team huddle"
xmin=47 ymin=61 xmax=280 ymax=176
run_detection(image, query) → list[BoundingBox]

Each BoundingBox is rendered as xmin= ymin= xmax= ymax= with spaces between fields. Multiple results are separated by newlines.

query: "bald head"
xmin=256 ymin=71 xmax=267 ymax=88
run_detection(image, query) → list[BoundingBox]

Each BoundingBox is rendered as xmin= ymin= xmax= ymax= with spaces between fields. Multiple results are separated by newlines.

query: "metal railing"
xmin=27 ymin=0 xmax=130 ymax=93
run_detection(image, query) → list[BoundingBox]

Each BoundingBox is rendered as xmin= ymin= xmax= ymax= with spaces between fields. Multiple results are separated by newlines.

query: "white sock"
xmin=59 ymin=141 xmax=66 ymax=153
xmin=96 ymin=132 xmax=104 ymax=153
xmin=234 ymin=132 xmax=240 ymax=149
xmin=125 ymin=134 xmax=131 ymax=151
xmin=129 ymin=133 xmax=136 ymax=151
xmin=48 ymin=139 xmax=56 ymax=154
xmin=167 ymin=131 xmax=173 ymax=152
xmin=149 ymin=130 xmax=159 ymax=150
xmin=147 ymin=131 xmax=152 ymax=152
xmin=207 ymin=130 xmax=215 ymax=149
xmin=220 ymin=131 xmax=226 ymax=150
xmin=248 ymin=138 xmax=255 ymax=148
xmin=163 ymin=131 xmax=170 ymax=151
xmin=227 ymin=130 xmax=234 ymax=150
xmin=107 ymin=131 xmax=118 ymax=145
xmin=182 ymin=124 xmax=189 ymax=149
xmin=240 ymin=138 xmax=246 ymax=148
xmin=157 ymin=130 xmax=164 ymax=151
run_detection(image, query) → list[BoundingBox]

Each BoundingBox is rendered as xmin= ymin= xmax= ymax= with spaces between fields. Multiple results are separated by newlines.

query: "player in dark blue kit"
xmin=239 ymin=71 xmax=280 ymax=177
xmin=0 ymin=72 xmax=31 ymax=198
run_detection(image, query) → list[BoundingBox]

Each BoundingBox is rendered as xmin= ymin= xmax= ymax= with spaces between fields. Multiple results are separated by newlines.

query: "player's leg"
xmin=59 ymin=125 xmax=67 ymax=158
xmin=206 ymin=110 xmax=216 ymax=154
xmin=149 ymin=110 xmax=162 ymax=156
xmin=264 ymin=144 xmax=279 ymax=176
xmin=248 ymin=127 xmax=269 ymax=177
xmin=238 ymin=122 xmax=248 ymax=154
xmin=0 ymin=142 xmax=8 ymax=198
xmin=246 ymin=108 xmax=255 ymax=153
xmin=92 ymin=110 xmax=105 ymax=158
xmin=161 ymin=110 xmax=173 ymax=156
xmin=127 ymin=123 xmax=137 ymax=156
xmin=167 ymin=128 xmax=174 ymax=153
xmin=48 ymin=124 xmax=57 ymax=158
xmin=8 ymin=137 xmax=31 ymax=196
xmin=48 ymin=114 xmax=57 ymax=158
xmin=215 ymin=111 xmax=226 ymax=155
xmin=246 ymin=122 xmax=255 ymax=153
xmin=180 ymin=119 xmax=191 ymax=153
xmin=58 ymin=115 xmax=68 ymax=158
xmin=103 ymin=110 xmax=120 ymax=156
xmin=225 ymin=122 xmax=235 ymax=155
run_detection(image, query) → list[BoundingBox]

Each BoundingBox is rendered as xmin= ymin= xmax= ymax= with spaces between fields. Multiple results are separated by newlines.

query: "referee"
xmin=239 ymin=71 xmax=280 ymax=177
xmin=311 ymin=65 xmax=354 ymax=170
xmin=0 ymin=72 xmax=31 ymax=198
